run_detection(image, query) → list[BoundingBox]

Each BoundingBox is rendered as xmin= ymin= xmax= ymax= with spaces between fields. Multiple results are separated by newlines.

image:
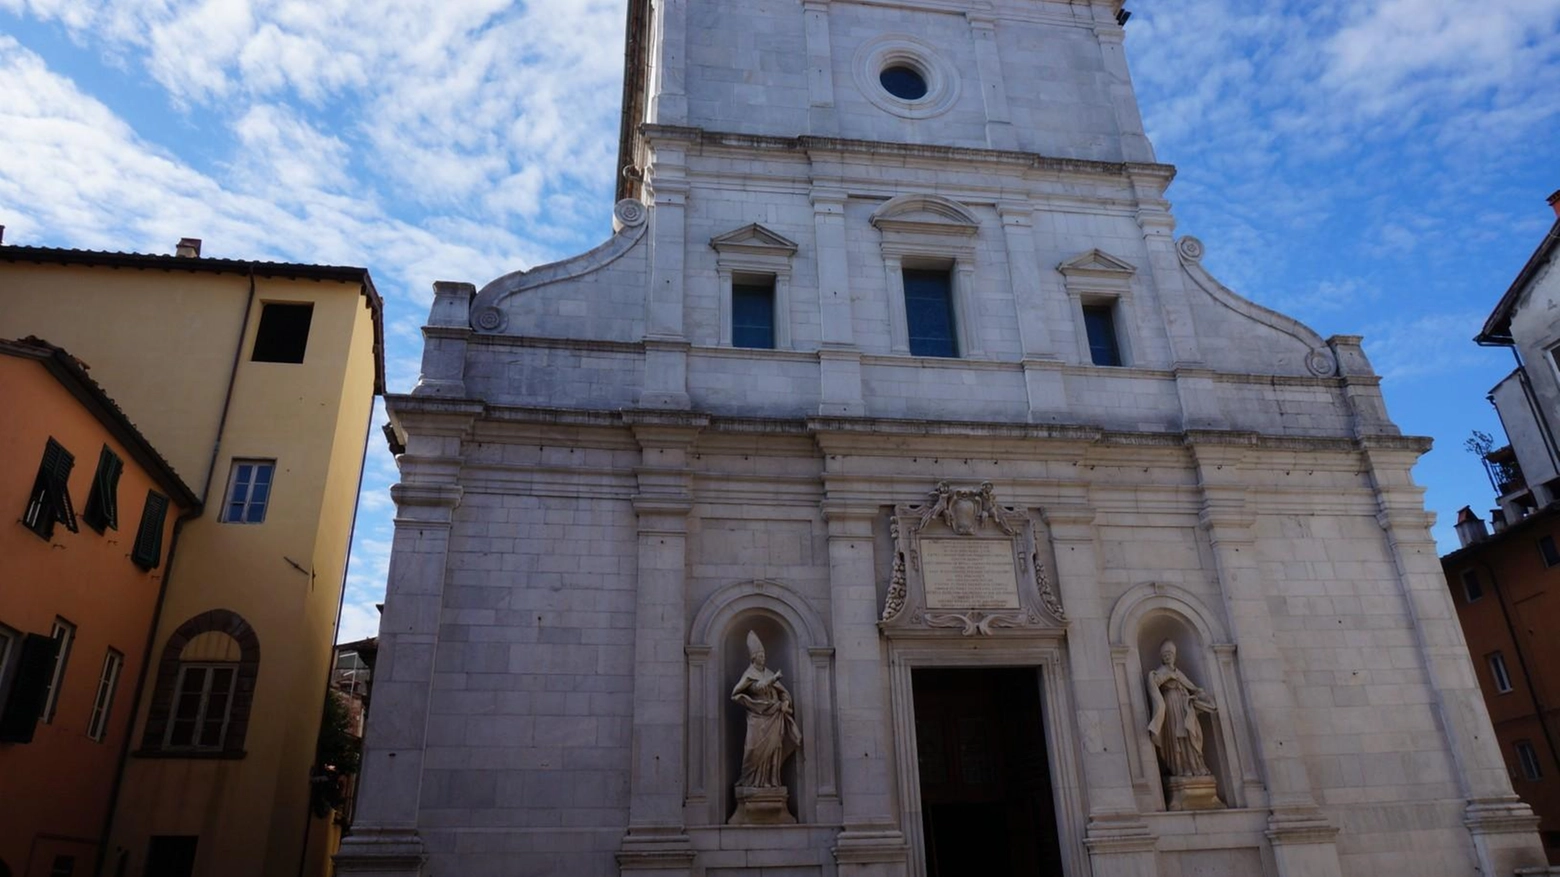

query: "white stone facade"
xmin=338 ymin=1 xmax=1551 ymax=876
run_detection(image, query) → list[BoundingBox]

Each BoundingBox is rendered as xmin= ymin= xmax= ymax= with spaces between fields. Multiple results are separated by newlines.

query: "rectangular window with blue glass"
xmin=223 ymin=460 xmax=275 ymax=524
xmin=731 ymin=277 xmax=776 ymax=350
xmin=903 ymin=268 xmax=958 ymax=358
xmin=1083 ymin=302 xmax=1123 ymax=366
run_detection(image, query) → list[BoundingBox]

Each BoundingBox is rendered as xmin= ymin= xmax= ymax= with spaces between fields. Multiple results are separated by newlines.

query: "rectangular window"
xmin=1540 ymin=535 xmax=1560 ymax=568
xmin=87 ymin=648 xmax=124 ymax=742
xmin=1083 ymin=303 xmax=1124 ymax=366
xmin=23 ymin=438 xmax=78 ymax=539
xmin=1516 ymin=740 xmax=1543 ymax=781
xmin=41 ymin=619 xmax=75 ymax=723
xmin=903 ymin=268 xmax=958 ymax=358
xmin=82 ymin=445 xmax=124 ymax=533
xmin=131 ymin=491 xmax=171 ymax=569
xmin=0 ymin=622 xmax=17 ymax=710
xmin=145 ymin=836 xmax=199 ymax=877
xmin=0 ymin=632 xmax=60 ymax=743
xmin=1461 ymin=569 xmax=1484 ymax=602
xmin=731 ymin=277 xmax=777 ymax=350
xmin=251 ymin=302 xmax=313 ymax=363
xmin=223 ymin=461 xmax=275 ymax=524
xmin=1489 ymin=652 xmax=1514 ymax=694
xmin=165 ymin=664 xmax=238 ymax=749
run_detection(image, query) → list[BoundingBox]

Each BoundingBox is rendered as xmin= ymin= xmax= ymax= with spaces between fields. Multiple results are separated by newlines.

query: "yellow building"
xmin=0 ymin=240 xmax=384 ymax=877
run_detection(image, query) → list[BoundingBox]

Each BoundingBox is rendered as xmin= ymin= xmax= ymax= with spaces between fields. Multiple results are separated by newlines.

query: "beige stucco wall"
xmin=0 ymin=262 xmax=379 ymax=877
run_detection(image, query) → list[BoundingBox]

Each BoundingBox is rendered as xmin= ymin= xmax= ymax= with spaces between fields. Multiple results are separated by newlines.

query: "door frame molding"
xmin=886 ymin=636 xmax=1088 ymax=877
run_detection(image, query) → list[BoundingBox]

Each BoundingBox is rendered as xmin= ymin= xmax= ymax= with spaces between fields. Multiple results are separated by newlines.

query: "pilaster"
xmin=820 ymin=499 xmax=909 ymax=876
xmin=336 ymin=402 xmax=479 ymax=877
xmin=618 ymin=413 xmax=706 ymax=876
xmin=1359 ymin=438 xmax=1548 ymax=873
xmin=967 ymin=12 xmax=1016 ymax=150
xmin=412 ymin=281 xmax=474 ymax=398
xmin=1093 ymin=22 xmax=1155 ymax=163
xmin=641 ymin=143 xmax=692 ymax=409
xmin=1046 ymin=504 xmax=1158 ymax=877
xmin=802 ymin=0 xmax=837 ymax=135
xmin=1187 ymin=436 xmax=1343 ymax=877
xmin=647 ymin=0 xmax=687 ymax=124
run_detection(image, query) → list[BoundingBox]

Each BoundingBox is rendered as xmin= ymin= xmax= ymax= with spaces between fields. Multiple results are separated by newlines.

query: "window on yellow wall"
xmin=82 ymin=446 xmax=123 ymax=533
xmin=222 ymin=460 xmax=275 ymax=524
xmin=86 ymin=649 xmax=124 ymax=742
xmin=131 ymin=491 xmax=170 ymax=569
xmin=165 ymin=663 xmax=238 ymax=749
xmin=251 ymin=302 xmax=313 ymax=363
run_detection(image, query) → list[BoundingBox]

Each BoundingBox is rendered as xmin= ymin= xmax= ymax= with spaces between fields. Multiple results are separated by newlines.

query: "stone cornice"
xmin=642 ymin=124 xmax=1178 ymax=183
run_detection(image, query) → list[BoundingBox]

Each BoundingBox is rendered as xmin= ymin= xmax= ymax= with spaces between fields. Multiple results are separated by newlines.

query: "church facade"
xmin=336 ymin=1 xmax=1551 ymax=876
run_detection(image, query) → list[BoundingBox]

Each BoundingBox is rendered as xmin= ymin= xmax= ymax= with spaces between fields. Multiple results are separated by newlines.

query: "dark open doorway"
xmin=912 ymin=667 xmax=1065 ymax=877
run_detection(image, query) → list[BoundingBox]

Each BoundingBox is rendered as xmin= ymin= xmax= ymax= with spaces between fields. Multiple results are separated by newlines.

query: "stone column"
xmin=617 ymin=415 xmax=705 ymax=875
xmin=641 ymin=137 xmax=692 ymax=409
xmin=820 ymin=500 xmax=908 ymax=876
xmin=1360 ymin=439 xmax=1548 ymax=874
xmin=336 ymin=403 xmax=479 ymax=877
xmin=1046 ymin=505 xmax=1157 ymax=877
xmin=1188 ymin=437 xmax=1344 ymax=877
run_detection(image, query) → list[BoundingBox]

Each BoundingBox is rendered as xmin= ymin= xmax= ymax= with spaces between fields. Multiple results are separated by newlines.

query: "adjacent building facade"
xmin=0 ymin=243 xmax=384 ymax=877
xmin=1439 ymin=191 xmax=1560 ymax=866
xmin=1444 ymin=505 xmax=1560 ymax=865
xmin=340 ymin=2 xmax=1550 ymax=876
xmin=1475 ymin=192 xmax=1560 ymax=522
xmin=0 ymin=338 xmax=197 ymax=877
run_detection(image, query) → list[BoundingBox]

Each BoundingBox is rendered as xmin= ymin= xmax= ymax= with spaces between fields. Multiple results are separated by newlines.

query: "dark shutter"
xmin=83 ymin=446 xmax=124 ymax=532
xmin=44 ymin=439 xmax=79 ymax=533
xmin=131 ymin=491 xmax=171 ymax=570
xmin=0 ymin=634 xmax=60 ymax=743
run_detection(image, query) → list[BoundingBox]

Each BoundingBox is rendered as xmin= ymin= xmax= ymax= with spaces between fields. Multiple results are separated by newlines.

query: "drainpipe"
xmin=94 ymin=267 xmax=257 ymax=877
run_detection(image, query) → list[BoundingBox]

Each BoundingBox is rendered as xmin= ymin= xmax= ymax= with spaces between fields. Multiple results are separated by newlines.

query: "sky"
xmin=1 ymin=0 xmax=1557 ymax=643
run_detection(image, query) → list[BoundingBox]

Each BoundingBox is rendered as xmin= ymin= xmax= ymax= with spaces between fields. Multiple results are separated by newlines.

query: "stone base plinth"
xmin=1167 ymin=776 xmax=1225 ymax=811
xmin=729 ymin=786 xmax=796 ymax=825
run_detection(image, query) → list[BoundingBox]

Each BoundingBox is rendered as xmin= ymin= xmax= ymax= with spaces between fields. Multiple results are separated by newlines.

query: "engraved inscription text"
xmin=921 ymin=539 xmax=1021 ymax=609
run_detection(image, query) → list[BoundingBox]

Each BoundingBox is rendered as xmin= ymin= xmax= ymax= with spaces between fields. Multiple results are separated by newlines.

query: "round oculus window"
xmin=879 ymin=65 xmax=928 ymax=101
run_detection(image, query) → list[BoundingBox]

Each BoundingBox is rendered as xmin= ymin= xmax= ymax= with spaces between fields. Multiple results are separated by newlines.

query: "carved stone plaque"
xmin=920 ymin=539 xmax=1020 ymax=610
xmin=880 ymin=481 xmax=1067 ymax=637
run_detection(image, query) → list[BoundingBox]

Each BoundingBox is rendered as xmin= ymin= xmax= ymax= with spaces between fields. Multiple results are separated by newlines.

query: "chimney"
xmin=1549 ymin=190 xmax=1560 ymax=219
xmin=1490 ymin=508 xmax=1507 ymax=533
xmin=175 ymin=237 xmax=202 ymax=258
xmin=1454 ymin=506 xmax=1488 ymax=547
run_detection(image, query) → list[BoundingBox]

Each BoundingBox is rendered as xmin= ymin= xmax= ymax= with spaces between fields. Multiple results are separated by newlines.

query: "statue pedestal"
xmin=729 ymin=786 xmax=797 ymax=825
xmin=1167 ymin=776 xmax=1224 ymax=811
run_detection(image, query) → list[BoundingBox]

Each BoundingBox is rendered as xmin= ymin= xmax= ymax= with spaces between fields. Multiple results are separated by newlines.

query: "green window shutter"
xmin=131 ymin=491 xmax=170 ymax=569
xmin=83 ymin=446 xmax=123 ymax=533
xmin=42 ymin=439 xmax=78 ymax=533
xmin=0 ymin=633 xmax=61 ymax=743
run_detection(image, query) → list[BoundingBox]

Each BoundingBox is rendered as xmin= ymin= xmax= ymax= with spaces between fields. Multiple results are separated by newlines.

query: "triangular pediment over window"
xmin=1058 ymin=249 xmax=1137 ymax=279
xmin=710 ymin=223 xmax=799 ymax=255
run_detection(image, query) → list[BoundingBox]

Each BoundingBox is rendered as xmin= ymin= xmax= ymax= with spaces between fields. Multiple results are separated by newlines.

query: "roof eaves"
xmin=1476 ymin=218 xmax=1560 ymax=346
xmin=0 ymin=337 xmax=203 ymax=510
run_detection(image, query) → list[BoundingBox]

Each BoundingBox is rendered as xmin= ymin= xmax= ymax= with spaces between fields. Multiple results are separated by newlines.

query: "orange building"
xmin=1442 ymin=505 xmax=1560 ymax=863
xmin=0 ymin=338 xmax=199 ymax=877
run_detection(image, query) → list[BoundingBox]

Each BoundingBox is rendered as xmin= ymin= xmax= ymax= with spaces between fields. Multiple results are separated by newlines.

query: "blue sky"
xmin=2 ymin=0 xmax=1557 ymax=642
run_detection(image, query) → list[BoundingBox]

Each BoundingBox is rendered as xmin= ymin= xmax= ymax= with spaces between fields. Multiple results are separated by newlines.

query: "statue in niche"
xmin=1146 ymin=639 xmax=1225 ymax=810
xmin=729 ymin=630 xmax=801 ymax=825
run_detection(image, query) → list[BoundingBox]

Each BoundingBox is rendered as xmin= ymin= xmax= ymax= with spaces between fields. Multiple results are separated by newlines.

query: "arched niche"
xmin=687 ymin=579 xmax=839 ymax=827
xmin=1107 ymin=583 xmax=1262 ymax=812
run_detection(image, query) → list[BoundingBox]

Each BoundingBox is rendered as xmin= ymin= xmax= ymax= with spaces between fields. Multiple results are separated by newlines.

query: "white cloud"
xmin=1362 ymin=310 xmax=1490 ymax=382
xmin=336 ymin=600 xmax=383 ymax=644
